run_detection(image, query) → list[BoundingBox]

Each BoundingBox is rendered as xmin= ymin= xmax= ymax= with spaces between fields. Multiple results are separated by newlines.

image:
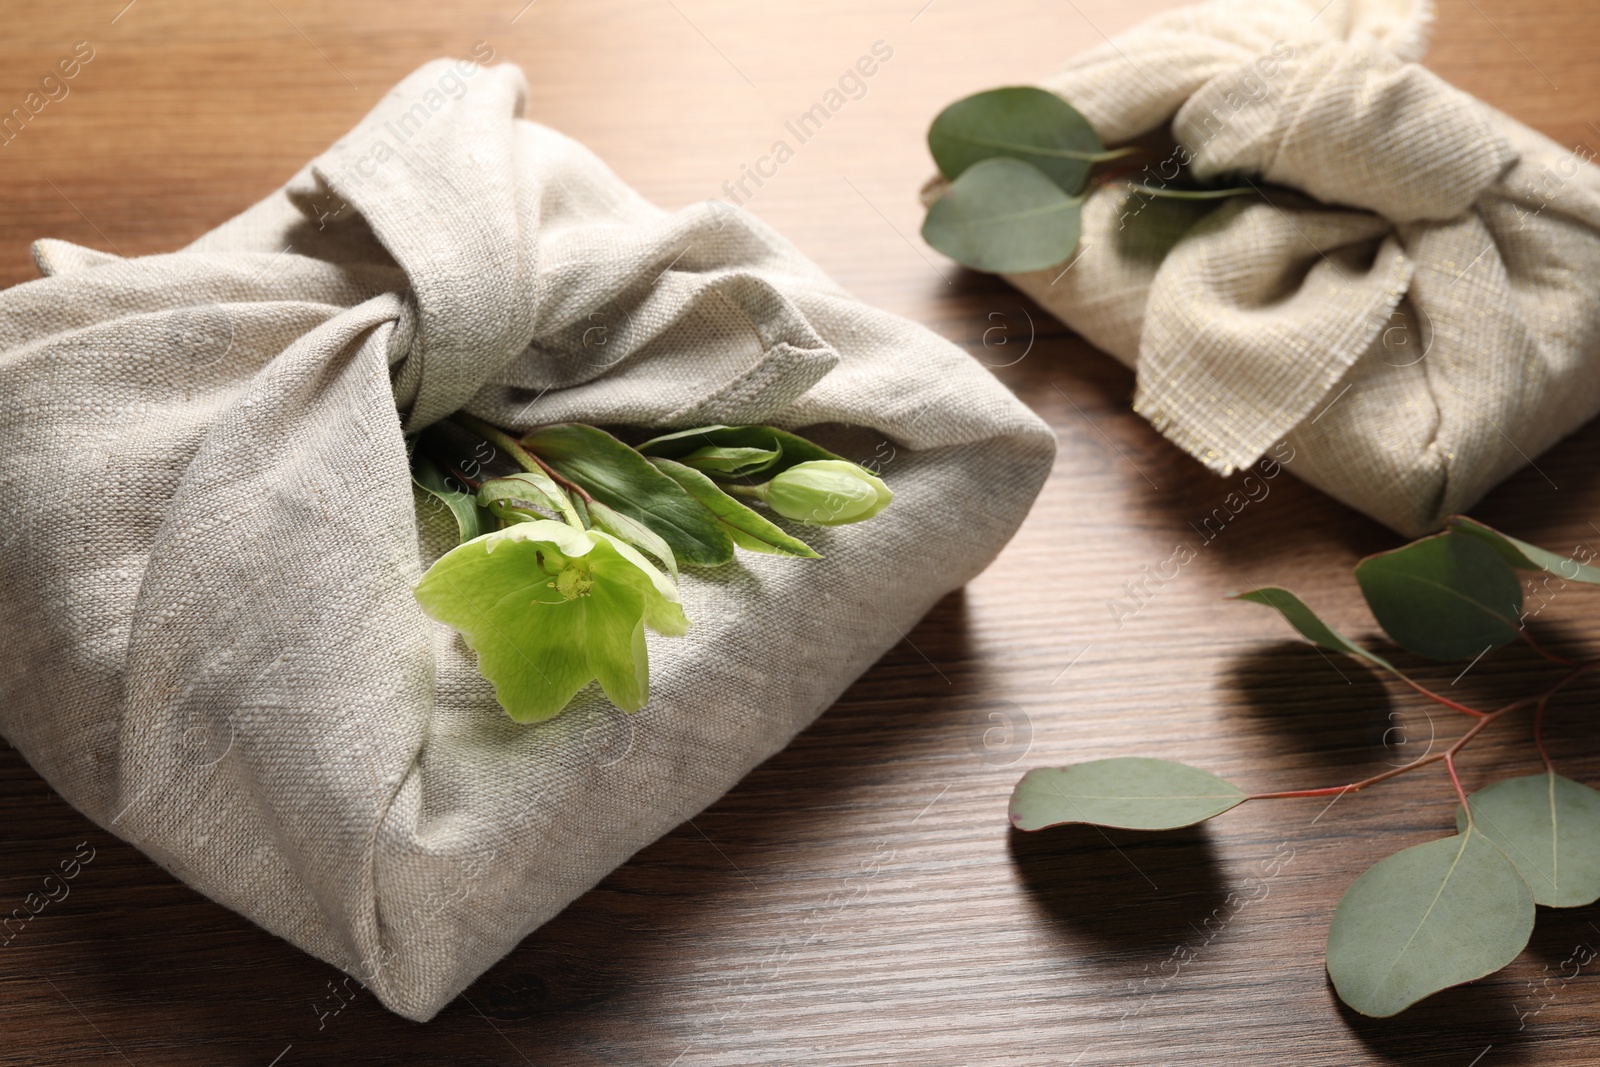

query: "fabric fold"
xmin=0 ymin=59 xmax=1054 ymax=1021
xmin=996 ymin=0 xmax=1600 ymax=534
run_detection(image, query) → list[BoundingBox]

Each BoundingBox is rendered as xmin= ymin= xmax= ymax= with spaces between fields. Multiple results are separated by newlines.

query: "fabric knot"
xmin=282 ymin=60 xmax=841 ymax=435
xmin=286 ymin=60 xmax=538 ymax=431
xmin=1177 ymin=36 xmax=1516 ymax=223
xmin=1002 ymin=0 xmax=1600 ymax=535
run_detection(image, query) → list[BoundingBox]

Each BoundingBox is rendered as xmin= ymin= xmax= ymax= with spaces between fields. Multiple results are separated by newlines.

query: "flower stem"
xmin=449 ymin=412 xmax=594 ymax=505
xmin=527 ymin=452 xmax=594 ymax=505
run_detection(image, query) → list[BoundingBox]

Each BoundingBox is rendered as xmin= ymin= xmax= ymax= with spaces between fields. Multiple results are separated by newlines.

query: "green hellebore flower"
xmin=413 ymin=519 xmax=689 ymax=723
xmin=760 ymin=460 xmax=892 ymax=526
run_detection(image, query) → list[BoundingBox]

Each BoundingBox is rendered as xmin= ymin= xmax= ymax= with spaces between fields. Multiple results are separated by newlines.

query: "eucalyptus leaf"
xmin=1354 ymin=530 xmax=1523 ymax=660
xmin=637 ymin=425 xmax=843 ymax=478
xmin=928 ymin=86 xmax=1116 ymax=192
xmin=1448 ymin=515 xmax=1600 ymax=586
xmin=650 ymin=458 xmax=820 ymax=558
xmin=412 ymin=453 xmax=493 ymax=545
xmin=1326 ymin=829 xmax=1534 ymax=1017
xmin=586 ymin=498 xmax=679 ymax=579
xmin=1009 ymin=758 xmax=1247 ymax=832
xmin=922 ymin=157 xmax=1084 ymax=273
xmin=1456 ymin=773 xmax=1600 ymax=907
xmin=1231 ymin=587 xmax=1393 ymax=671
xmin=522 ymin=424 xmax=734 ymax=567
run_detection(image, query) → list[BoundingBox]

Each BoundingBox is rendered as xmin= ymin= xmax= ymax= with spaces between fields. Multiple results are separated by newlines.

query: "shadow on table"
xmin=455 ymin=588 xmax=987 ymax=1027
xmin=1223 ymin=634 xmax=1600 ymax=1067
xmin=1006 ymin=821 xmax=1227 ymax=954
xmin=1227 ymin=641 xmax=1398 ymax=772
xmin=1337 ymin=980 xmax=1534 ymax=1066
xmin=0 ymin=586 xmax=990 ymax=1066
xmin=1226 ymin=619 xmax=1599 ymax=771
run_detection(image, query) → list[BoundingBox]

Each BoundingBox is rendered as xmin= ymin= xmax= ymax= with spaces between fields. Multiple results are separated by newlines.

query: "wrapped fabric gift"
xmin=966 ymin=0 xmax=1600 ymax=535
xmin=0 ymin=59 xmax=1053 ymax=1020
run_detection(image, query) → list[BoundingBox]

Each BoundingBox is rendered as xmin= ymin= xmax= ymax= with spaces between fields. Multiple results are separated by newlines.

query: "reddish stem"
xmin=1520 ymin=627 xmax=1576 ymax=666
xmin=1249 ymin=710 xmax=1498 ymax=800
xmin=449 ymin=412 xmax=595 ymax=505
xmin=446 ymin=465 xmax=482 ymax=492
xmin=527 ymin=451 xmax=594 ymax=504
xmin=1394 ymin=674 xmax=1487 ymax=718
xmin=1526 ymin=658 xmax=1599 ymax=772
xmin=1247 ymin=660 xmax=1600 ymax=804
xmin=1534 ymin=692 xmax=1555 ymax=773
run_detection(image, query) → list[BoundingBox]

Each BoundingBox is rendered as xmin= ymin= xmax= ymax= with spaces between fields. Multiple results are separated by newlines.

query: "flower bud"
xmin=761 ymin=460 xmax=892 ymax=526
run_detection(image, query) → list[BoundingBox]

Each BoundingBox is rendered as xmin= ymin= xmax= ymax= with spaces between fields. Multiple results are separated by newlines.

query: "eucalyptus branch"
xmin=1247 ymin=659 xmax=1600 ymax=802
xmin=1519 ymin=625 xmax=1576 ymax=666
xmin=1392 ymin=672 xmax=1488 ymax=718
xmin=1009 ymin=516 xmax=1600 ymax=1019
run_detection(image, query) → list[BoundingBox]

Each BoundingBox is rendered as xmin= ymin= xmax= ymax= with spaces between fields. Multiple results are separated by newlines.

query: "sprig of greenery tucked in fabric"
xmin=920 ymin=86 xmax=1254 ymax=272
xmin=1011 ymin=518 xmax=1600 ymax=1018
xmin=409 ymin=416 xmax=892 ymax=723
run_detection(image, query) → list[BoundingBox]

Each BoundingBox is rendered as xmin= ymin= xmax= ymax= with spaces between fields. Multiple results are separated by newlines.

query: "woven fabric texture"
xmin=980 ymin=0 xmax=1600 ymax=535
xmin=0 ymin=60 xmax=1054 ymax=1020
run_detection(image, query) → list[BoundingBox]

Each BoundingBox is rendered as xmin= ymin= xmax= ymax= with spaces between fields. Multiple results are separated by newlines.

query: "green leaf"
xmin=413 ymin=520 xmax=689 ymax=722
xmin=412 ymin=453 xmax=494 ymax=545
xmin=585 ymin=498 xmax=679 ymax=579
xmin=649 ymin=458 xmax=820 ymax=558
xmin=675 ymin=445 xmax=781 ymax=477
xmin=1127 ymin=183 xmax=1256 ymax=200
xmin=1355 ymin=530 xmax=1524 ymax=660
xmin=1008 ymin=758 xmax=1247 ymax=832
xmin=1455 ymin=773 xmax=1600 ymax=907
xmin=1326 ymin=828 xmax=1534 ymax=1017
xmin=1230 ymin=587 xmax=1394 ymax=671
xmin=477 ymin=471 xmax=580 ymax=527
xmin=522 ymin=424 xmax=734 ymax=567
xmin=927 ymin=86 xmax=1116 ymax=192
xmin=922 ymin=157 xmax=1084 ymax=273
xmin=1448 ymin=516 xmax=1600 ymax=586
xmin=637 ymin=425 xmax=844 ymax=478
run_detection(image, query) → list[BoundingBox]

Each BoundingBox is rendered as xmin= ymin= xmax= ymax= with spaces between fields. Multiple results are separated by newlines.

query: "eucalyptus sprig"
xmin=920 ymin=86 xmax=1255 ymax=272
xmin=408 ymin=417 xmax=893 ymax=723
xmin=1012 ymin=517 xmax=1600 ymax=1017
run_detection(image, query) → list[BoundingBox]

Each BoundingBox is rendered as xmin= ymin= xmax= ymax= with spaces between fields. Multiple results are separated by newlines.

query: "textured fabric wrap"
xmin=979 ymin=0 xmax=1600 ymax=535
xmin=0 ymin=60 xmax=1053 ymax=1020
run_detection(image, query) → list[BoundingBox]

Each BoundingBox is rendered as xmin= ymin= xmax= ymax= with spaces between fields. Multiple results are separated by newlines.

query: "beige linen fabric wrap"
xmin=975 ymin=0 xmax=1600 ymax=535
xmin=0 ymin=60 xmax=1053 ymax=1020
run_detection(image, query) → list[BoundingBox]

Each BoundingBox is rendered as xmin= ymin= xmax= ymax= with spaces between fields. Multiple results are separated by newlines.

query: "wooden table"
xmin=3 ymin=1 xmax=1599 ymax=1063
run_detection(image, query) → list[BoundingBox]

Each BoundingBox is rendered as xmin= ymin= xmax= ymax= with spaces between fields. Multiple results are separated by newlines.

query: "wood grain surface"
xmin=3 ymin=1 xmax=1599 ymax=1064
